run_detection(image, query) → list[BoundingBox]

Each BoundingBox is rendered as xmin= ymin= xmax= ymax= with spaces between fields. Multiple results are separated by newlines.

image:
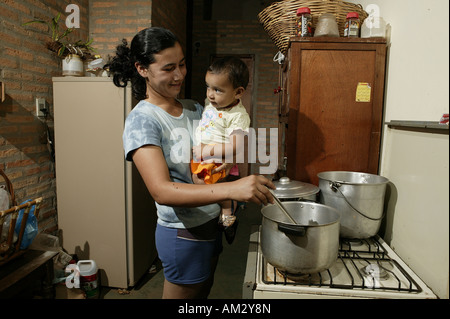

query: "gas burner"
xmin=362 ymin=263 xmax=390 ymax=280
xmin=340 ymin=238 xmax=367 ymax=250
xmin=276 ymin=269 xmax=310 ymax=282
xmin=343 ymin=238 xmax=365 ymax=244
xmin=339 ymin=237 xmax=386 ymax=258
xmin=340 ymin=238 xmax=373 ymax=248
xmin=252 ymin=227 xmax=437 ymax=298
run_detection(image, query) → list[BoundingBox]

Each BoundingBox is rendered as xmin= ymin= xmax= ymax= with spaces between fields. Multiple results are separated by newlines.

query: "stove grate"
xmin=262 ymin=237 xmax=422 ymax=293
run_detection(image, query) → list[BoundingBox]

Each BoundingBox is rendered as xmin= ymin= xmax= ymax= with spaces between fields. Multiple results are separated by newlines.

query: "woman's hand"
xmin=228 ymin=175 xmax=275 ymax=206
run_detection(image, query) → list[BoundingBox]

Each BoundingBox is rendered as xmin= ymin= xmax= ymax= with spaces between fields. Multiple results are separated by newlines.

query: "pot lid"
xmin=272 ymin=177 xmax=319 ymax=198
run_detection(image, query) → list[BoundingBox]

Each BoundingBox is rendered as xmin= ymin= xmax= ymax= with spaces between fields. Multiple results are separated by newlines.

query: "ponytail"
xmin=107 ymin=39 xmax=146 ymax=101
xmin=106 ymin=27 xmax=178 ymax=101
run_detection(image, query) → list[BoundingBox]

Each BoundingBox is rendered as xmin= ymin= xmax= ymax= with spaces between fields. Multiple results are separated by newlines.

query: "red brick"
xmin=92 ymin=1 xmax=119 ymax=8
xmin=6 ymin=159 xmax=36 ymax=168
xmin=0 ymin=57 xmax=19 ymax=69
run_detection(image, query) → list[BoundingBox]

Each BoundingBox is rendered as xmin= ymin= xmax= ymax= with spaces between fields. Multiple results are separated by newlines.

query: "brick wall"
xmin=1 ymin=0 xmax=278 ymax=237
xmin=1 ymin=0 xmax=188 ymax=235
xmin=1 ymin=0 xmax=89 ymax=234
xmin=151 ymin=0 xmax=187 ymax=50
xmin=89 ymin=0 xmax=186 ymax=61
xmin=89 ymin=0 xmax=152 ymax=59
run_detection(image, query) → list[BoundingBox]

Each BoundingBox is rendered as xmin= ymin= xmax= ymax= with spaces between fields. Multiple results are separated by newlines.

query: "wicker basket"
xmin=1 ymin=168 xmax=43 ymax=266
xmin=0 ymin=169 xmax=16 ymax=208
xmin=258 ymin=0 xmax=368 ymax=54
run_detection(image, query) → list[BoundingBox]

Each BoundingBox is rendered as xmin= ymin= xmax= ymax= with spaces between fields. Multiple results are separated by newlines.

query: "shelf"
xmin=386 ymin=120 xmax=449 ymax=134
xmin=290 ymin=37 xmax=387 ymax=44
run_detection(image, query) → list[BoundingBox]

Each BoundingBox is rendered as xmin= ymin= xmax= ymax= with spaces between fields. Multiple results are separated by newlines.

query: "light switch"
xmin=36 ymin=98 xmax=47 ymax=117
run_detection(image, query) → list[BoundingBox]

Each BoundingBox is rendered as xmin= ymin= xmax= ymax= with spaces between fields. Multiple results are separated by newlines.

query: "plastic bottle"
xmin=296 ymin=7 xmax=312 ymax=37
xmin=344 ymin=12 xmax=360 ymax=38
xmin=78 ymin=260 xmax=99 ymax=299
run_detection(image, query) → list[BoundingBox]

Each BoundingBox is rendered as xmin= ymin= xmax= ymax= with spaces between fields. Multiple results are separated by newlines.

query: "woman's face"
xmin=138 ymin=42 xmax=187 ymax=99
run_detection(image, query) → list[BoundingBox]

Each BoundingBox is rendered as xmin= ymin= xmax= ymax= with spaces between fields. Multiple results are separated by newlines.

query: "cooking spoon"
xmin=268 ymin=189 xmax=298 ymax=225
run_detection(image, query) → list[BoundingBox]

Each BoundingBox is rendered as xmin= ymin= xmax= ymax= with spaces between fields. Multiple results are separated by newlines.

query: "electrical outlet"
xmin=36 ymin=98 xmax=46 ymax=117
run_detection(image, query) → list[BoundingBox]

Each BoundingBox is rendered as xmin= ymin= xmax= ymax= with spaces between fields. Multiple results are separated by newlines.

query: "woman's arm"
xmin=133 ymin=144 xmax=274 ymax=207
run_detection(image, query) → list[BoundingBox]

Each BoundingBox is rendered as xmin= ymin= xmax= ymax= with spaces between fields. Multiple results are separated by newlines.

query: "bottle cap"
xmin=346 ymin=12 xmax=359 ymax=19
xmin=297 ymin=7 xmax=311 ymax=15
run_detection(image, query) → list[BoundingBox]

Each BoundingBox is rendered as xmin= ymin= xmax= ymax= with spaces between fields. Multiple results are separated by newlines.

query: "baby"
xmin=191 ymin=56 xmax=251 ymax=244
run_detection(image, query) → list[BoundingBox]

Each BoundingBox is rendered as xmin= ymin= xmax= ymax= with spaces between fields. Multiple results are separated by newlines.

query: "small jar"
xmin=296 ymin=7 xmax=312 ymax=37
xmin=344 ymin=12 xmax=360 ymax=38
xmin=314 ymin=13 xmax=339 ymax=37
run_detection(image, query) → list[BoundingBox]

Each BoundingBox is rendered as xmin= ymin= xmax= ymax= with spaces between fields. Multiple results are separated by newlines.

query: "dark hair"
xmin=106 ymin=27 xmax=178 ymax=101
xmin=208 ymin=56 xmax=249 ymax=90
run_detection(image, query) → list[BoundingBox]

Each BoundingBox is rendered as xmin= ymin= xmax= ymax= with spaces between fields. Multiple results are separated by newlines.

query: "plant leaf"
xmin=58 ymin=43 xmax=66 ymax=57
xmin=60 ymin=27 xmax=73 ymax=39
xmin=22 ymin=20 xmax=46 ymax=26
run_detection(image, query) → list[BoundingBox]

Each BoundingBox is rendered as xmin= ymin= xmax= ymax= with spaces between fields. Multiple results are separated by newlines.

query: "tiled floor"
xmin=100 ymin=202 xmax=263 ymax=299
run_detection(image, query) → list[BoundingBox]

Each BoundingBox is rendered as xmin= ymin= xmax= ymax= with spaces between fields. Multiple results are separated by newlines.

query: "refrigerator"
xmin=53 ymin=77 xmax=157 ymax=288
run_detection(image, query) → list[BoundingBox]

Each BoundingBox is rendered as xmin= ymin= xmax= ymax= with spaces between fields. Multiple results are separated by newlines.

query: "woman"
xmin=108 ymin=27 xmax=274 ymax=299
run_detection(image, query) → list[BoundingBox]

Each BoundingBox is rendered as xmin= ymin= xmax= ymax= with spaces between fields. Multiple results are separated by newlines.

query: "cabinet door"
xmin=286 ymin=40 xmax=386 ymax=185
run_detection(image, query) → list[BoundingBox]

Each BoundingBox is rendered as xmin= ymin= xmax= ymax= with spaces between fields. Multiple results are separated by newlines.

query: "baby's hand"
xmin=192 ymin=145 xmax=202 ymax=162
xmin=212 ymin=163 xmax=235 ymax=175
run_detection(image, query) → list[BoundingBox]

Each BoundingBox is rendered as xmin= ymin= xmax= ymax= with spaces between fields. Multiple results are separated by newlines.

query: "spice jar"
xmin=296 ymin=7 xmax=312 ymax=37
xmin=344 ymin=12 xmax=360 ymax=37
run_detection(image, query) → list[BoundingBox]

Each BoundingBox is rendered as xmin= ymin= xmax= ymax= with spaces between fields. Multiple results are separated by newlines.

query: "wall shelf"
xmin=386 ymin=120 xmax=449 ymax=134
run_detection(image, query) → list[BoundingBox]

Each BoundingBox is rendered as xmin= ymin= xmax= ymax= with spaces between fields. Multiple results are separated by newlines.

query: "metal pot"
xmin=261 ymin=201 xmax=340 ymax=274
xmin=318 ymin=171 xmax=389 ymax=239
xmin=272 ymin=177 xmax=319 ymax=202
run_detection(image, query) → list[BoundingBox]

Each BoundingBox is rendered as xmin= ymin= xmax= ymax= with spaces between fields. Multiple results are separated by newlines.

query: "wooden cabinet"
xmin=283 ymin=38 xmax=387 ymax=185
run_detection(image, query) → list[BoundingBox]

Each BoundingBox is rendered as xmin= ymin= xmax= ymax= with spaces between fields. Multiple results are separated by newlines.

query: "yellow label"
xmin=356 ymin=82 xmax=371 ymax=102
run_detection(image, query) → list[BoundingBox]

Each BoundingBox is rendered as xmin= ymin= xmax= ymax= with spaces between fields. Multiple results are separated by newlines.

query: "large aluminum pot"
xmin=261 ymin=201 xmax=340 ymax=274
xmin=272 ymin=177 xmax=319 ymax=202
xmin=318 ymin=171 xmax=389 ymax=239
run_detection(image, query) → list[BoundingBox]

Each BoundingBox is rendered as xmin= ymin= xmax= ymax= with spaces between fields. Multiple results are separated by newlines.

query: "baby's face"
xmin=205 ymin=71 xmax=240 ymax=109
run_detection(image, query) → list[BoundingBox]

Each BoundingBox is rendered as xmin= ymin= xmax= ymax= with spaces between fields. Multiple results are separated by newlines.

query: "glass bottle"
xmin=314 ymin=13 xmax=339 ymax=37
xmin=296 ymin=7 xmax=312 ymax=37
xmin=344 ymin=12 xmax=360 ymax=38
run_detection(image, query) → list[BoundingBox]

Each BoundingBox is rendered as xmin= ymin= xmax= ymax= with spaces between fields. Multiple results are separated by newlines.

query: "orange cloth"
xmin=191 ymin=160 xmax=226 ymax=184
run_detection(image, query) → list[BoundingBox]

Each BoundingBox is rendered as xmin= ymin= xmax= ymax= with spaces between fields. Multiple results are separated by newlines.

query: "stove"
xmin=243 ymin=226 xmax=437 ymax=299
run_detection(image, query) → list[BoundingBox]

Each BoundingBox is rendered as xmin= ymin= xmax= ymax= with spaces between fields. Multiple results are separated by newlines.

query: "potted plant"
xmin=23 ymin=13 xmax=95 ymax=76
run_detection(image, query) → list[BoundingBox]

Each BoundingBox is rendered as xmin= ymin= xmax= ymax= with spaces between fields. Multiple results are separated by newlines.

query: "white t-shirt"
xmin=123 ymin=99 xmax=220 ymax=229
xmin=194 ymin=100 xmax=251 ymax=146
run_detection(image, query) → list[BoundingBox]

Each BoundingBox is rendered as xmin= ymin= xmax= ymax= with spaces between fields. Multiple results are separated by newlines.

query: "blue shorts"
xmin=155 ymin=218 xmax=223 ymax=285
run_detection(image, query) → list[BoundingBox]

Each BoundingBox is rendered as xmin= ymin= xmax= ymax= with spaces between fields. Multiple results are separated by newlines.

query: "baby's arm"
xmin=195 ymin=133 xmax=246 ymax=163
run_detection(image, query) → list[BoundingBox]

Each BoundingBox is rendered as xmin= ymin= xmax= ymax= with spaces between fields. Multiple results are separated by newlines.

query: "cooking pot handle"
xmin=329 ymin=181 xmax=385 ymax=221
xmin=278 ymin=224 xmax=306 ymax=236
